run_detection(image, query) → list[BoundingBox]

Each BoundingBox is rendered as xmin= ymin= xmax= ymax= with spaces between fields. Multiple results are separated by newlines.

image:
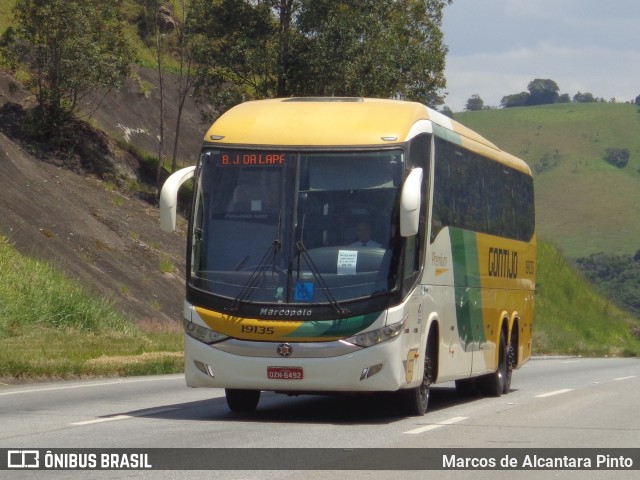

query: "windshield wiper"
xmin=228 ymin=211 xmax=284 ymax=312
xmin=295 ymin=240 xmax=349 ymax=318
xmin=227 ymin=239 xmax=281 ymax=312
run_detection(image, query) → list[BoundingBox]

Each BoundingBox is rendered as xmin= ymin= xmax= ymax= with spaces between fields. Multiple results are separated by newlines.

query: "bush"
xmin=604 ymin=147 xmax=630 ymax=168
xmin=576 ymin=252 xmax=640 ymax=318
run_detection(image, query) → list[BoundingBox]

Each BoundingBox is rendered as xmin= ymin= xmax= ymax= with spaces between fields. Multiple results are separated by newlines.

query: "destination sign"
xmin=218 ymin=152 xmax=287 ymax=167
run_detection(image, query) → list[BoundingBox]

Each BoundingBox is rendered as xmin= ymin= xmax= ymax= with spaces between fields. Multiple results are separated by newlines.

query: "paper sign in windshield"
xmin=337 ymin=250 xmax=358 ymax=275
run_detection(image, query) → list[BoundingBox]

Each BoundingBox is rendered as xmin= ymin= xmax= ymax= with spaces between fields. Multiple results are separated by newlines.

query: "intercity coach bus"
xmin=159 ymin=97 xmax=536 ymax=416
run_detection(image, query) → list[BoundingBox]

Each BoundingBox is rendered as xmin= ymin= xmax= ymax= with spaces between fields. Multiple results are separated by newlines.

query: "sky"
xmin=441 ymin=0 xmax=640 ymax=111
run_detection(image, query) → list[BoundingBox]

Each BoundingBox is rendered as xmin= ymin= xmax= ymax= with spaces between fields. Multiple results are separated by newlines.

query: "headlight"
xmin=346 ymin=318 xmax=406 ymax=347
xmin=184 ymin=318 xmax=229 ymax=344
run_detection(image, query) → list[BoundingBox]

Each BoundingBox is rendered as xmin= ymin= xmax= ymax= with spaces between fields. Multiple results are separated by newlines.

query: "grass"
xmin=0 ymin=328 xmax=182 ymax=379
xmin=534 ymin=241 xmax=640 ymax=357
xmin=0 ymin=2 xmax=13 ymax=33
xmin=0 ymin=236 xmax=182 ymax=381
xmin=159 ymin=255 xmax=176 ymax=274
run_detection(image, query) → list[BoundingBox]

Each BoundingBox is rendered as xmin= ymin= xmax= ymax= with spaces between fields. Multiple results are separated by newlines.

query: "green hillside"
xmin=456 ymin=103 xmax=640 ymax=258
xmin=534 ymin=241 xmax=639 ymax=356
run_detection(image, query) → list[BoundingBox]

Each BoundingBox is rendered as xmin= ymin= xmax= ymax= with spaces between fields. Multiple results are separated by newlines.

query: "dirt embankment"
xmin=0 ymin=68 xmax=208 ymax=325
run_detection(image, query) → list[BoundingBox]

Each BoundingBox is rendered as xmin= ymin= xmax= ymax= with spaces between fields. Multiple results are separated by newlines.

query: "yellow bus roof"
xmin=204 ymin=98 xmax=531 ymax=174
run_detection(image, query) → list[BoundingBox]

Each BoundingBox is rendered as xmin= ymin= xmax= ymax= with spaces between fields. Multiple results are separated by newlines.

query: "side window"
xmin=432 ymin=138 xmax=534 ymax=242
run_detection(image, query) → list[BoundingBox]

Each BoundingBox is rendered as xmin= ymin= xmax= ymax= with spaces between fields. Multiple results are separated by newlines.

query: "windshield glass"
xmin=190 ymin=148 xmax=404 ymax=308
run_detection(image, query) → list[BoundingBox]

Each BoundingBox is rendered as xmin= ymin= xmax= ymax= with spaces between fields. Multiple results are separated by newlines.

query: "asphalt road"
xmin=1 ymin=357 xmax=639 ymax=479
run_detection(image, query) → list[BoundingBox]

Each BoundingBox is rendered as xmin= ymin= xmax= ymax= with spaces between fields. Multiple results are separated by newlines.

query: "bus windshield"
xmin=190 ymin=148 xmax=404 ymax=308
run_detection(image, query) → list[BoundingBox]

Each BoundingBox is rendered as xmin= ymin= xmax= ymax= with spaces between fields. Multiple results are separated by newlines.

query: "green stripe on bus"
xmin=284 ymin=312 xmax=380 ymax=339
xmin=450 ymin=228 xmax=486 ymax=351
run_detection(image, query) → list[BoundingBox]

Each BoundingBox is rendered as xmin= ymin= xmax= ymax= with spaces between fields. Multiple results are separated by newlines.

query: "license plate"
xmin=267 ymin=366 xmax=304 ymax=380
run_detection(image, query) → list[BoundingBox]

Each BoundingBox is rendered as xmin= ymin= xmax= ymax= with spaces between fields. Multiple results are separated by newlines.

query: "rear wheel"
xmin=479 ymin=329 xmax=508 ymax=397
xmin=504 ymin=329 xmax=517 ymax=394
xmin=225 ymin=389 xmax=261 ymax=412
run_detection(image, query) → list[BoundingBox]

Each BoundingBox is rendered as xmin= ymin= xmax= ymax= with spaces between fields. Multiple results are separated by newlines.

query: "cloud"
xmin=442 ymin=0 xmax=640 ymax=110
xmin=445 ymin=47 xmax=640 ymax=110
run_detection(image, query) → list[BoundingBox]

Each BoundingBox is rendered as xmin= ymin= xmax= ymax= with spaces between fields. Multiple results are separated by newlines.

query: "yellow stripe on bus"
xmin=195 ymin=307 xmax=303 ymax=341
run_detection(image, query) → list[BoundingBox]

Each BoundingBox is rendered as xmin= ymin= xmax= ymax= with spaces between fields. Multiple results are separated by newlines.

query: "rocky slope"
xmin=0 ymin=68 xmax=207 ymax=324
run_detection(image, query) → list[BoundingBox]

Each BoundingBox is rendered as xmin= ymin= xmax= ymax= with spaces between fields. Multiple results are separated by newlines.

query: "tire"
xmin=225 ymin=389 xmax=260 ymax=412
xmin=399 ymin=337 xmax=436 ymax=416
xmin=479 ymin=330 xmax=508 ymax=397
xmin=504 ymin=329 xmax=517 ymax=394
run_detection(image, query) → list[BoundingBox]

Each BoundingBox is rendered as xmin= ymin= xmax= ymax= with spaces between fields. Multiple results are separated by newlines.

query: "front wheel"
xmin=399 ymin=338 xmax=436 ymax=416
xmin=225 ymin=389 xmax=260 ymax=413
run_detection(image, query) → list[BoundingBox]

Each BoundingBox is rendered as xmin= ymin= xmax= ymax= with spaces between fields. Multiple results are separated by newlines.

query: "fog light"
xmin=194 ymin=360 xmax=214 ymax=377
xmin=360 ymin=363 xmax=383 ymax=381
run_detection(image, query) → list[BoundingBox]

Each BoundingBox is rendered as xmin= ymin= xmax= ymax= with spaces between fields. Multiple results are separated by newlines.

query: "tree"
xmin=171 ymin=0 xmax=198 ymax=174
xmin=501 ymin=92 xmax=530 ymax=108
xmin=527 ymin=78 xmax=559 ymax=105
xmin=188 ymin=0 xmax=451 ymax=115
xmin=440 ymin=106 xmax=453 ymax=118
xmin=0 ymin=0 xmax=133 ymax=139
xmin=465 ymin=94 xmax=484 ymax=111
xmin=574 ymin=91 xmax=595 ymax=103
xmin=139 ymin=0 xmax=170 ymax=190
xmin=187 ymin=0 xmax=277 ymax=118
xmin=289 ymin=0 xmax=450 ymax=105
xmin=635 ymin=94 xmax=640 ymax=106
xmin=577 ymin=252 xmax=640 ymax=318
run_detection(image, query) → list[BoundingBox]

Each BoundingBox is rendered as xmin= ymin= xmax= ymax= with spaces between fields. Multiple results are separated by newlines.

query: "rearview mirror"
xmin=400 ymin=168 xmax=423 ymax=237
xmin=159 ymin=166 xmax=196 ymax=232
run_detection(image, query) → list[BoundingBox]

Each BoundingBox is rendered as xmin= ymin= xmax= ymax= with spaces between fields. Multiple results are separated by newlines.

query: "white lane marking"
xmin=613 ymin=376 xmax=636 ymax=381
xmin=0 ymin=375 xmax=184 ymax=397
xmin=70 ymin=407 xmax=180 ymax=426
xmin=71 ymin=415 xmax=132 ymax=426
xmin=404 ymin=416 xmax=468 ymax=434
xmin=535 ymin=388 xmax=573 ymax=398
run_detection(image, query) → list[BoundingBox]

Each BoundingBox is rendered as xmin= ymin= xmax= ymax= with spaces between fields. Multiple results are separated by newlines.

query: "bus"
xmin=159 ymin=97 xmax=536 ymax=416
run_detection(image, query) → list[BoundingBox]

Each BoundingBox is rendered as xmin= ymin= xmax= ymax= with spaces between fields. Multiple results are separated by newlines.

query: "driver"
xmin=349 ymin=221 xmax=382 ymax=247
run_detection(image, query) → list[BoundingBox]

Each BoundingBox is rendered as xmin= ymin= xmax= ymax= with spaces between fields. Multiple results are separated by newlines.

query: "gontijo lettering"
xmin=488 ymin=247 xmax=518 ymax=278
